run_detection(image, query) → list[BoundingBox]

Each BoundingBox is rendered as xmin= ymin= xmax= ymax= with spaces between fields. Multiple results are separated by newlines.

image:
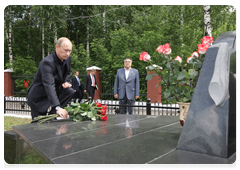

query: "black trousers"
xmin=88 ymin=86 xmax=96 ymax=101
xmin=73 ymin=86 xmax=83 ymax=103
xmin=31 ymin=87 xmax=75 ymax=122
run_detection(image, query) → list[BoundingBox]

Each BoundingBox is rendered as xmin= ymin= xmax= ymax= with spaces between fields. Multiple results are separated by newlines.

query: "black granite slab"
xmin=13 ymin=114 xmax=234 ymax=164
xmin=176 ymin=31 xmax=236 ymax=158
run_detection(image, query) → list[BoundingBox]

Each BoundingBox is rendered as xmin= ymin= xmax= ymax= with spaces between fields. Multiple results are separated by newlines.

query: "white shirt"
xmin=75 ymin=75 xmax=80 ymax=86
xmin=124 ymin=67 xmax=131 ymax=80
xmin=90 ymin=73 xmax=95 ymax=86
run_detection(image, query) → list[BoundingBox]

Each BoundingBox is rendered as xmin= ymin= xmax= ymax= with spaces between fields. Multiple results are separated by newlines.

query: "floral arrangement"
xmin=34 ymin=101 xmax=107 ymax=125
xmin=140 ymin=36 xmax=214 ymax=103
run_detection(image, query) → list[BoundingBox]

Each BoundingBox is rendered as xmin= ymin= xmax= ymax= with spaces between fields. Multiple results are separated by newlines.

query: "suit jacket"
xmin=114 ymin=68 xmax=140 ymax=100
xmin=27 ymin=51 xmax=72 ymax=112
xmin=72 ymin=76 xmax=81 ymax=92
xmin=84 ymin=74 xmax=97 ymax=92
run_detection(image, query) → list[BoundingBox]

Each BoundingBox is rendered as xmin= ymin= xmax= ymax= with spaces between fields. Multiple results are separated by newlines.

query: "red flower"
xmin=198 ymin=43 xmax=209 ymax=54
xmin=100 ymin=108 xmax=107 ymax=115
xmin=97 ymin=104 xmax=107 ymax=115
xmin=23 ymin=80 xmax=29 ymax=88
xmin=139 ymin=51 xmax=151 ymax=61
xmin=102 ymin=104 xmax=107 ymax=110
xmin=96 ymin=103 xmax=102 ymax=107
xmin=201 ymin=36 xmax=214 ymax=45
xmin=101 ymin=115 xmax=107 ymax=121
xmin=174 ymin=56 xmax=182 ymax=63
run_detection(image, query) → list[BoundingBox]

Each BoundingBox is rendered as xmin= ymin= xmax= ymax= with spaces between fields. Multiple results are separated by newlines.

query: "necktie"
xmin=92 ymin=75 xmax=95 ymax=87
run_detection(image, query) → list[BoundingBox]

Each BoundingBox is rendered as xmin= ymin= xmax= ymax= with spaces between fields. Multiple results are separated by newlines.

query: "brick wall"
xmin=147 ymin=70 xmax=161 ymax=103
xmin=4 ymin=70 xmax=14 ymax=97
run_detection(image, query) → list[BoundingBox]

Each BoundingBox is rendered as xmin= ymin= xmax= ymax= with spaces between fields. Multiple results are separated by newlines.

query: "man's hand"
xmin=135 ymin=96 xmax=139 ymax=99
xmin=56 ymin=108 xmax=68 ymax=119
xmin=62 ymin=82 xmax=72 ymax=88
xmin=114 ymin=94 xmax=119 ymax=99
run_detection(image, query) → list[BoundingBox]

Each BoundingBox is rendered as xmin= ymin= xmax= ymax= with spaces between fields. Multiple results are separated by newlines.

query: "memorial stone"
xmin=176 ymin=31 xmax=236 ymax=158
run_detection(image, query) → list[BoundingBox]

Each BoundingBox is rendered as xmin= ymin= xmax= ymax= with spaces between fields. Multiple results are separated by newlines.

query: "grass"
xmin=4 ymin=116 xmax=32 ymax=131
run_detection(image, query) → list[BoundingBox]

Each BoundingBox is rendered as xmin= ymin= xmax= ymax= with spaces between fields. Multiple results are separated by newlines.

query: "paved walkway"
xmin=4 ymin=113 xmax=31 ymax=119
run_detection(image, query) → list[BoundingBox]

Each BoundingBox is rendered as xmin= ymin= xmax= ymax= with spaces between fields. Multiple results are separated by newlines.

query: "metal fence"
xmin=4 ymin=96 xmax=179 ymax=117
xmin=5 ymin=73 xmax=177 ymax=117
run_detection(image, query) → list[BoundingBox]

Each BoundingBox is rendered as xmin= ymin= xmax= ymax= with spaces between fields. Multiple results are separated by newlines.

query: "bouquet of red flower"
xmin=34 ymin=101 xmax=107 ymax=125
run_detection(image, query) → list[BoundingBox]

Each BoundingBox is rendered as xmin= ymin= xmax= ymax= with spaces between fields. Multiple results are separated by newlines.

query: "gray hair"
xmin=124 ymin=58 xmax=132 ymax=64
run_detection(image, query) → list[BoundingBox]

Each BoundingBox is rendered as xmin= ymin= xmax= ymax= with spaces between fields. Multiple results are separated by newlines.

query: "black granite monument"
xmin=176 ymin=31 xmax=236 ymax=158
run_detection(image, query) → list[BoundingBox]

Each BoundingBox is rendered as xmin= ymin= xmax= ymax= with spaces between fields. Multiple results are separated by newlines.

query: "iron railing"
xmin=4 ymin=96 xmax=179 ymax=117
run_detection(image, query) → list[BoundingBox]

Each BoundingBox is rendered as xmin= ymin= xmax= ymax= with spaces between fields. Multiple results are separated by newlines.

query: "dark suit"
xmin=84 ymin=74 xmax=97 ymax=101
xmin=72 ymin=76 xmax=83 ymax=103
xmin=27 ymin=51 xmax=75 ymax=120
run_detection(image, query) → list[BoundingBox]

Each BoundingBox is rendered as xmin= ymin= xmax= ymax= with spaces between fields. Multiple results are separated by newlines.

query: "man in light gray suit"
xmin=114 ymin=58 xmax=140 ymax=114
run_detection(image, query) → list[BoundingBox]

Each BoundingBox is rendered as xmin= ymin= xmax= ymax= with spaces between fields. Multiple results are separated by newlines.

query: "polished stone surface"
xmin=177 ymin=31 xmax=236 ymax=158
xmin=13 ymin=114 xmax=235 ymax=164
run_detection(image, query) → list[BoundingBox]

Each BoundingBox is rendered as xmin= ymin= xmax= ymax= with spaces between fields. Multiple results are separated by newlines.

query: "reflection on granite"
xmin=149 ymin=150 xmax=236 ymax=164
xmin=13 ymin=114 xmax=234 ymax=164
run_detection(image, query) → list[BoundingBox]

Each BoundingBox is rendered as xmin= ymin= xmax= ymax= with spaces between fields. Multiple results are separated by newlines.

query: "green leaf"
xmin=175 ymin=87 xmax=182 ymax=94
xmin=146 ymin=74 xmax=154 ymax=81
xmin=188 ymin=69 xmax=194 ymax=76
xmin=71 ymin=102 xmax=79 ymax=107
xmin=91 ymin=116 xmax=96 ymax=121
xmin=81 ymin=112 xmax=87 ymax=116
xmin=166 ymin=62 xmax=171 ymax=69
xmin=177 ymin=71 xmax=186 ymax=80
xmin=87 ymin=112 xmax=93 ymax=118
xmin=193 ymin=71 xmax=198 ymax=77
xmin=194 ymin=62 xmax=202 ymax=70
xmin=163 ymin=90 xmax=171 ymax=98
xmin=73 ymin=107 xmax=80 ymax=115
xmin=80 ymin=103 xmax=89 ymax=107
xmin=184 ymin=71 xmax=190 ymax=79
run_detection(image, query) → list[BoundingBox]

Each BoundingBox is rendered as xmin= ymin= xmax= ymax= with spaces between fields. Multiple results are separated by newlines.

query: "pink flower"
xmin=139 ymin=51 xmax=151 ymax=61
xmin=156 ymin=45 xmax=164 ymax=53
xmin=191 ymin=51 xmax=199 ymax=58
xmin=156 ymin=43 xmax=171 ymax=55
xmin=201 ymin=36 xmax=214 ymax=45
xmin=187 ymin=56 xmax=193 ymax=63
xmin=174 ymin=56 xmax=182 ymax=63
xmin=163 ymin=43 xmax=171 ymax=55
xmin=198 ymin=43 xmax=209 ymax=54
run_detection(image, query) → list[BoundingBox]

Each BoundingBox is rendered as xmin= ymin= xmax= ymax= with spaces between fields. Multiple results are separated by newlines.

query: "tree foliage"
xmin=4 ymin=5 xmax=236 ymax=99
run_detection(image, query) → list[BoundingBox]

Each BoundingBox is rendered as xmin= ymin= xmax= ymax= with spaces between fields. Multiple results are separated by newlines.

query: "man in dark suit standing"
xmin=27 ymin=37 xmax=75 ymax=122
xmin=72 ymin=71 xmax=83 ymax=103
xmin=84 ymin=69 xmax=98 ymax=101
xmin=114 ymin=58 xmax=140 ymax=114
